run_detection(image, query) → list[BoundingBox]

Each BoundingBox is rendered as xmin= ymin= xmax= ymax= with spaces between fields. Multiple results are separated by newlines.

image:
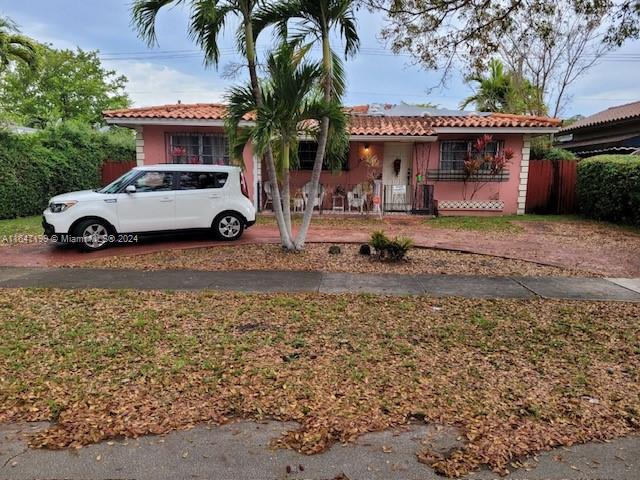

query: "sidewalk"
xmin=1 ymin=420 xmax=638 ymax=480
xmin=1 ymin=266 xmax=639 ymax=301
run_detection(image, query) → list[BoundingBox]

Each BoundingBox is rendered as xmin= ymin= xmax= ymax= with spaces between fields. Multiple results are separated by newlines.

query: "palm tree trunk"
xmin=244 ymin=18 xmax=294 ymax=249
xmin=281 ymin=141 xmax=293 ymax=235
xmin=294 ymin=33 xmax=332 ymax=250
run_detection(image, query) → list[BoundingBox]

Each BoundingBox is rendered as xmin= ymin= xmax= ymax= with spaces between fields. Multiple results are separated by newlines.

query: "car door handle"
xmin=209 ymin=193 xmax=222 ymax=198
xmin=160 ymin=197 xmax=174 ymax=203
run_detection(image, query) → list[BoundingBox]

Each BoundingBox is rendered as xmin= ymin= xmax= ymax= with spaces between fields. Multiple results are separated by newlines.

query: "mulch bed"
xmin=81 ymin=243 xmax=590 ymax=277
xmin=1 ymin=289 xmax=638 ymax=477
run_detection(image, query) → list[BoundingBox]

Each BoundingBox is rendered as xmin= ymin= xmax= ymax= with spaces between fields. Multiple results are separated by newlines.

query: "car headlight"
xmin=49 ymin=201 xmax=77 ymax=213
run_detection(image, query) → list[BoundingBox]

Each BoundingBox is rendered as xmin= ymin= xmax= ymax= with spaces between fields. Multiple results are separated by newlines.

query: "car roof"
xmin=135 ymin=164 xmax=241 ymax=172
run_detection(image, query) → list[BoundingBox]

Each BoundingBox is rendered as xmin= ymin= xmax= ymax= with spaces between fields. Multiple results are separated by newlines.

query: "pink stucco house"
xmin=104 ymin=103 xmax=560 ymax=216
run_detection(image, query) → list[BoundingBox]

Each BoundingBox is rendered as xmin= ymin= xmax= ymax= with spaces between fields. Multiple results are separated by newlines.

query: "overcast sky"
xmin=2 ymin=0 xmax=639 ymax=117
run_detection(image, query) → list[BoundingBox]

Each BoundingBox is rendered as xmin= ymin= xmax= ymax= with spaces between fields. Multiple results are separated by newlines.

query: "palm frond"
xmin=334 ymin=1 xmax=359 ymax=58
xmin=253 ymin=1 xmax=296 ymax=42
xmin=0 ymin=16 xmax=20 ymax=33
xmin=225 ymin=83 xmax=258 ymax=162
xmin=330 ymin=49 xmax=346 ymax=98
xmin=188 ymin=0 xmax=234 ymax=67
xmin=131 ymin=0 xmax=180 ymax=46
xmin=6 ymin=41 xmax=37 ymax=69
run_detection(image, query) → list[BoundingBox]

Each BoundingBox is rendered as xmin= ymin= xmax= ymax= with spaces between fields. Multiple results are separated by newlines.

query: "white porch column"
xmin=517 ymin=134 xmax=531 ymax=215
xmin=135 ymin=126 xmax=145 ymax=166
xmin=253 ymin=154 xmax=261 ymax=208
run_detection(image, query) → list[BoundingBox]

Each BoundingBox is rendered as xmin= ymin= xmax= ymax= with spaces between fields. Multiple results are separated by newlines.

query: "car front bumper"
xmin=42 ymin=217 xmax=67 ymax=237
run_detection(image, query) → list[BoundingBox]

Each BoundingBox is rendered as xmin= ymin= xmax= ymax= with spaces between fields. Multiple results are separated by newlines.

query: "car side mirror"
xmin=125 ymin=185 xmax=136 ymax=194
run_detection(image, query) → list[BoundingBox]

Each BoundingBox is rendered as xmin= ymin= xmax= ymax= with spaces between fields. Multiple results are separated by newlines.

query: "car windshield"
xmin=98 ymin=170 xmax=139 ymax=194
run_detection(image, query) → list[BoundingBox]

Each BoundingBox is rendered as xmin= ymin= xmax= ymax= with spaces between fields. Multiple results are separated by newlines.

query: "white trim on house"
xmin=349 ymin=135 xmax=437 ymax=142
xmin=517 ymin=134 xmax=531 ymax=215
xmin=105 ymin=117 xmax=253 ymax=128
xmin=435 ymin=127 xmax=559 ymax=134
xmin=134 ymin=126 xmax=144 ymax=166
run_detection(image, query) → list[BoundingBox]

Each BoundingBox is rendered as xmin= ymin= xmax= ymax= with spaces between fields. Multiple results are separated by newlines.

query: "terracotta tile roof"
xmin=103 ymin=103 xmax=560 ymax=134
xmin=349 ymin=112 xmax=560 ymax=135
xmin=429 ymin=112 xmax=561 ymax=129
xmin=103 ymin=103 xmax=255 ymax=121
xmin=348 ymin=115 xmax=435 ymax=136
xmin=560 ymin=100 xmax=640 ymax=133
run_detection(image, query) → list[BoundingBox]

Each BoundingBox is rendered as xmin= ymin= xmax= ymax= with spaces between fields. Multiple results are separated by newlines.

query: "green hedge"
xmin=576 ymin=155 xmax=640 ymax=226
xmin=0 ymin=122 xmax=134 ymax=220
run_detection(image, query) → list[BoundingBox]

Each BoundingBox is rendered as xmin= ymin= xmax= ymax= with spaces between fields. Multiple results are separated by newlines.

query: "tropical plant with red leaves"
xmin=463 ymin=134 xmax=513 ymax=200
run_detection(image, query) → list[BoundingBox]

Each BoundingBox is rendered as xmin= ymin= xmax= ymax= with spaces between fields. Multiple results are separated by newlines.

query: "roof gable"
xmin=560 ymin=100 xmax=640 ymax=133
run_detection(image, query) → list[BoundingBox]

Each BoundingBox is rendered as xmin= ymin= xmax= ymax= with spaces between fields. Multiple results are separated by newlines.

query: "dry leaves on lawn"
xmin=1 ymin=289 xmax=638 ymax=477
xmin=82 ymin=243 xmax=585 ymax=277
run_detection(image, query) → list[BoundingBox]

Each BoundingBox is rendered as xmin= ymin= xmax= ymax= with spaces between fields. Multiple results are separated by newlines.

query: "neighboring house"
xmin=555 ymin=100 xmax=640 ymax=158
xmin=103 ymin=103 xmax=560 ymax=216
xmin=1 ymin=123 xmax=39 ymax=135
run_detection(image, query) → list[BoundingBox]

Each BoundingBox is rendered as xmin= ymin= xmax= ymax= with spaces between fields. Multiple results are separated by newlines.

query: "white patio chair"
xmin=301 ymin=182 xmax=325 ymax=212
xmin=262 ymin=181 xmax=273 ymax=210
xmin=347 ymin=184 xmax=367 ymax=213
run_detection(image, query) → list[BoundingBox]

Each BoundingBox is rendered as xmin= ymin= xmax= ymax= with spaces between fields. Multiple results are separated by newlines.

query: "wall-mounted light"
xmin=363 ymin=143 xmax=370 ymax=152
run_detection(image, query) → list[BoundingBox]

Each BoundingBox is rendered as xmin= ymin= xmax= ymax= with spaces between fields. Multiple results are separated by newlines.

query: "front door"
xmin=382 ymin=143 xmax=412 ymax=212
xmin=116 ymin=170 xmax=176 ymax=232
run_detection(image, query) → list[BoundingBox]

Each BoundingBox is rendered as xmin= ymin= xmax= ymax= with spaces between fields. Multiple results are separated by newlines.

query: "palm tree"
xmin=460 ymin=58 xmax=512 ymax=112
xmin=226 ymin=42 xmax=347 ymax=236
xmin=257 ymin=0 xmax=359 ymax=249
xmin=0 ymin=16 xmax=37 ymax=71
xmin=131 ymin=0 xmax=295 ymax=249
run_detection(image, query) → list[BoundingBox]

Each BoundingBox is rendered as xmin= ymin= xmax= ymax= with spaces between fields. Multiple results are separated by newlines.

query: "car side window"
xmin=132 ymin=171 xmax=174 ymax=192
xmin=178 ymin=172 xmax=229 ymax=190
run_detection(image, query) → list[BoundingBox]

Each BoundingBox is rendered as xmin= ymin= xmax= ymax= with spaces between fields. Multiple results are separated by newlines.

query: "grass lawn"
xmin=427 ymin=214 xmax=582 ymax=233
xmin=0 ymin=215 xmax=42 ymax=238
xmin=256 ymin=214 xmax=382 ymax=228
xmin=1 ymin=289 xmax=638 ymax=477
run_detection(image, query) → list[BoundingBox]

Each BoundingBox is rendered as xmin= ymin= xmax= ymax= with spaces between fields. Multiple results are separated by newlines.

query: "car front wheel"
xmin=74 ymin=219 xmax=112 ymax=252
xmin=214 ymin=213 xmax=244 ymax=241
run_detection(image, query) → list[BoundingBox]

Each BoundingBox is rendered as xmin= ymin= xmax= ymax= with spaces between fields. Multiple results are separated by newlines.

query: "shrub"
xmin=358 ymin=244 xmax=371 ymax=256
xmin=530 ymin=136 xmax=576 ymax=161
xmin=328 ymin=245 xmax=341 ymax=254
xmin=530 ymin=135 xmax=551 ymax=160
xmin=576 ymin=155 xmax=640 ymax=226
xmin=369 ymin=230 xmax=414 ymax=261
xmin=543 ymin=147 xmax=576 ymax=161
xmin=0 ymin=122 xmax=134 ymax=220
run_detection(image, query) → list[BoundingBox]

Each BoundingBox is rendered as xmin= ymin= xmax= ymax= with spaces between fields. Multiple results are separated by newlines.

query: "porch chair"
xmin=263 ymin=181 xmax=273 ymax=210
xmin=301 ymin=182 xmax=325 ymax=212
xmin=347 ymin=184 xmax=367 ymax=213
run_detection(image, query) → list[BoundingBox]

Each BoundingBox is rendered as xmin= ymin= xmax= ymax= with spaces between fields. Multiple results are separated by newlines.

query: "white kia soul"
xmin=43 ymin=164 xmax=256 ymax=251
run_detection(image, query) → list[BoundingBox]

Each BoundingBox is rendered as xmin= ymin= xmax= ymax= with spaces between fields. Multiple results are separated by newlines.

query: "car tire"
xmin=213 ymin=213 xmax=244 ymax=241
xmin=73 ymin=219 xmax=112 ymax=252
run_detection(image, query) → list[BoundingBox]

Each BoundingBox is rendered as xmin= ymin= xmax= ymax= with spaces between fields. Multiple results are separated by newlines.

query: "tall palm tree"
xmin=460 ymin=59 xmax=512 ymax=112
xmin=226 ymin=42 xmax=347 ymax=236
xmin=131 ymin=0 xmax=295 ymax=249
xmin=0 ymin=16 xmax=37 ymax=71
xmin=257 ymin=0 xmax=359 ymax=249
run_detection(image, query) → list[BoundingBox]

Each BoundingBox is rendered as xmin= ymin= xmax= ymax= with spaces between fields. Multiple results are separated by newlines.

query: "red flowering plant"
xmin=462 ymin=134 xmax=513 ymax=200
xmin=171 ymin=146 xmax=187 ymax=162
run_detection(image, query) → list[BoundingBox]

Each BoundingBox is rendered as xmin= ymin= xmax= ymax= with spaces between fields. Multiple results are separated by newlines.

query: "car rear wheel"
xmin=214 ymin=213 xmax=244 ymax=241
xmin=74 ymin=219 xmax=112 ymax=252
